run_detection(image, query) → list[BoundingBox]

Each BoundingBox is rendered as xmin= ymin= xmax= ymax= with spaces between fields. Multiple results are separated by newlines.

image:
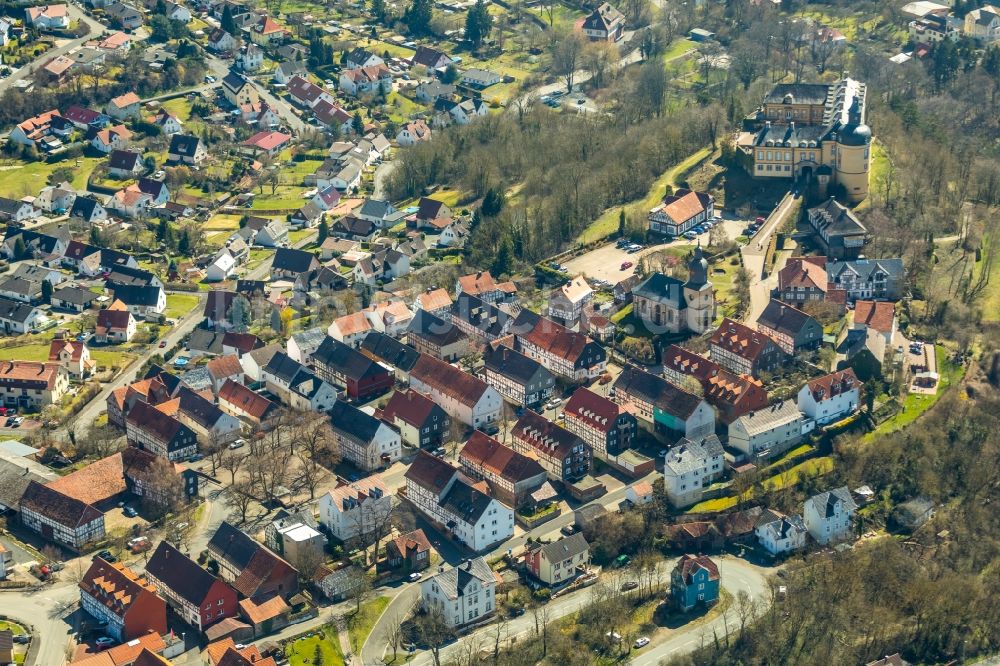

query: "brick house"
xmin=79 ymin=557 xmax=168 ymax=641
xmin=144 ymin=541 xmax=238 ymax=632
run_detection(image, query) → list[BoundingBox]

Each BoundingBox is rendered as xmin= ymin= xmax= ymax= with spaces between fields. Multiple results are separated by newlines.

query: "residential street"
xmin=201 ymin=51 xmax=306 ymax=134
xmin=0 ymin=4 xmax=103 ymax=96
xmin=1 ymin=581 xmax=79 ymax=666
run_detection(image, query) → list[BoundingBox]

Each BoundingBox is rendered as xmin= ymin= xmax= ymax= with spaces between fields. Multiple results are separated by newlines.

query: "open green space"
xmin=285 ymin=625 xmax=345 ymax=666
xmin=0 ymin=156 xmax=104 ymax=198
xmin=348 ymin=595 xmax=389 ymax=653
xmin=0 ymin=344 xmax=135 ymax=370
xmin=164 ymin=293 xmax=201 ymax=319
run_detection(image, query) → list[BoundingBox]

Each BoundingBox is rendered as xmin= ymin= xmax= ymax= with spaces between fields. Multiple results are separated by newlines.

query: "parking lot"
xmin=561 ymin=216 xmax=748 ymax=284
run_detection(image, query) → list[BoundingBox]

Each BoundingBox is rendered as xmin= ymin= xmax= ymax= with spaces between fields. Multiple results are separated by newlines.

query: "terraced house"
xmin=328 ymin=400 xmax=401 ymax=471
xmin=458 ymin=430 xmax=547 ymax=508
xmin=562 ymin=387 xmax=637 ymax=460
xmin=481 ymin=343 xmax=555 ymax=409
xmin=513 ymin=312 xmax=607 ymax=382
xmin=409 ymin=354 xmax=502 ymax=430
xmin=510 ymin=409 xmax=591 ymax=483
xmin=709 ymin=318 xmax=785 ymax=377
xmin=78 ymin=557 xmax=168 ymax=642
xmin=611 ymin=365 xmax=715 ymax=441
xmin=144 ymin=541 xmax=238 ymax=633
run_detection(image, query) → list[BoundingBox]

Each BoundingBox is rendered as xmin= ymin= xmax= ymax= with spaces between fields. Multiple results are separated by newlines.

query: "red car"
xmin=620 ymin=261 xmax=633 ymax=271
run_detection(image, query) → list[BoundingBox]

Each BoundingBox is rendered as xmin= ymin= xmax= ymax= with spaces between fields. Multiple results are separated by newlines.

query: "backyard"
xmin=284 ymin=625 xmax=345 ymax=666
xmin=164 ymin=293 xmax=201 ymax=319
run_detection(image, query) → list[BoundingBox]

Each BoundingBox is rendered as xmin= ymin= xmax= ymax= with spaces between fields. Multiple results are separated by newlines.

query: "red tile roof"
xmin=709 ymin=318 xmax=779 ymax=363
xmin=47 ymin=453 xmax=126 ymax=506
xmin=805 ymin=368 xmax=858 ymax=402
xmin=778 ymin=256 xmax=828 ymax=292
xmin=218 ymin=379 xmax=276 ymax=420
xmin=853 ymin=300 xmax=895 ymax=333
xmin=675 ymin=554 xmax=719 ymax=583
xmin=410 ymin=354 xmax=489 ymax=407
xmin=380 ymin=389 xmax=440 ymax=428
xmin=563 ymin=387 xmax=624 ymax=434
xmin=78 ymin=558 xmax=163 ymax=626
xmin=459 ymin=430 xmax=546 ymax=483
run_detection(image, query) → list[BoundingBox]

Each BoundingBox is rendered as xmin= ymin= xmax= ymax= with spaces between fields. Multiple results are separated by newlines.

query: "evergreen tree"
xmin=352 ymin=111 xmax=365 ymax=135
xmin=618 ymin=209 xmax=626 ymax=236
xmin=464 ymin=0 xmax=492 ymax=48
xmin=89 ymin=225 xmax=102 ymax=247
xmin=221 ymin=5 xmax=236 ymax=33
xmin=404 ymin=0 xmax=432 ymax=35
xmin=318 ymin=219 xmax=330 ymax=244
xmin=228 ymin=295 xmax=251 ymax=332
xmin=178 ymin=228 xmax=191 ymax=255
xmin=442 ymin=63 xmax=459 ymax=83
xmin=12 ymin=236 xmax=26 ymax=260
xmin=481 ymin=187 xmax=504 ymax=217
xmin=41 ymin=279 xmax=52 ymax=304
xmin=491 ymin=236 xmax=513 ymax=276
xmin=371 ymin=0 xmax=386 ymax=21
xmin=155 ymin=0 xmax=167 ymax=15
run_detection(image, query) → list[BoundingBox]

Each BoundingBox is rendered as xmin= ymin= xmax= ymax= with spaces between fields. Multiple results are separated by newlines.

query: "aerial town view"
xmin=0 ymin=0 xmax=997 ymax=663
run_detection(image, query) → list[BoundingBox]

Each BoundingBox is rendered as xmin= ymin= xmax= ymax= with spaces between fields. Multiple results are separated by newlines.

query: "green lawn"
xmin=289 ymin=228 xmax=315 ymax=245
xmin=662 ymin=39 xmax=698 ymax=63
xmin=0 ymin=156 xmax=103 ymax=198
xmin=0 ymin=344 xmax=49 ymax=361
xmin=348 ymin=596 xmax=389 ymax=653
xmin=690 ymin=496 xmax=737 ymax=513
xmin=763 ymin=457 xmax=834 ymax=492
xmin=164 ymin=293 xmax=201 ymax=319
xmin=863 ymin=346 xmax=964 ymax=441
xmin=0 ymin=621 xmax=27 ymax=635
xmin=285 ymin=625 xmax=345 ymax=666
xmin=577 ymin=146 xmax=714 ymax=244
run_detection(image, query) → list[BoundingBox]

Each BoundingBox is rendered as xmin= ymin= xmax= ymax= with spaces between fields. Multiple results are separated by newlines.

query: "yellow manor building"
xmin=736 ymin=74 xmax=871 ymax=203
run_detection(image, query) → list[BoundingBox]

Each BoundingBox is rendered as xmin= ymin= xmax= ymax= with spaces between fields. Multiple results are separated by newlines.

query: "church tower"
xmin=683 ymin=244 xmax=715 ymax=334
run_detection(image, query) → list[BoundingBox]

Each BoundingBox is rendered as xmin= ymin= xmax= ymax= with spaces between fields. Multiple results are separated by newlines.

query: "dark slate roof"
xmin=271 ymin=247 xmax=317 ymax=273
xmin=70 ymin=196 xmax=103 ymax=220
xmin=105 ymin=265 xmax=157 ymax=287
xmin=358 ymin=198 xmax=395 ymax=219
xmin=0 ymin=197 xmax=28 ymax=216
xmin=169 ymin=134 xmax=201 ymax=158
xmin=359 ymin=331 xmax=419 ymax=372
xmin=407 ymin=309 xmax=466 ymax=347
xmin=440 ymin=479 xmax=494 ymax=524
xmin=108 ymin=149 xmax=141 ymax=170
xmin=110 ymin=283 xmax=161 ymax=307
xmin=826 ymin=258 xmax=904 ymax=281
xmin=754 ymin=122 xmax=828 ymax=148
xmin=145 ymin=540 xmax=222 ymax=606
xmin=756 ymin=300 xmax=817 ymax=337
xmin=450 ymin=293 xmax=512 ymax=339
xmin=0 ymin=296 xmax=39 ymax=323
xmin=763 ymin=83 xmax=831 ymax=106
xmin=809 ymin=198 xmax=867 ymax=238
xmin=176 ymin=386 xmax=227 ymax=429
xmin=188 ymin=328 xmax=226 ymax=355
xmin=313 ymin=335 xmax=388 ymax=381
xmin=631 ymin=272 xmax=687 ymax=308
xmin=208 ymin=521 xmax=259 ymax=571
xmin=52 ymin=285 xmax=96 ymax=305
xmin=222 ymin=70 xmax=248 ymax=92
xmin=613 ymin=365 xmax=705 ymax=420
xmin=483 ymin=343 xmax=547 ymax=385
xmin=404 ymin=449 xmax=457 ymax=494
xmin=328 ymin=400 xmax=382 ymax=442
xmin=263 ymin=351 xmax=305 ymax=384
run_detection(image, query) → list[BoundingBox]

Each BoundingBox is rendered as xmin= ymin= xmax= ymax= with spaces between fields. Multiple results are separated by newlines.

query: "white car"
xmin=634 ymin=637 xmax=650 ymax=648
xmin=408 ymin=572 xmax=422 ymax=582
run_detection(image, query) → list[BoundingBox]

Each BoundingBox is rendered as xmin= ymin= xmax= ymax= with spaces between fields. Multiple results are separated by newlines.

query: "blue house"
xmin=670 ymin=554 xmax=720 ymax=611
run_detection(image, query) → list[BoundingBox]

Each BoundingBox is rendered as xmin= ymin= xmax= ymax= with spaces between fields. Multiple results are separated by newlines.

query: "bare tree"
xmin=489 ymin=617 xmax=509 ymax=665
xmin=226 ymin=479 xmax=256 ymax=523
xmin=292 ymin=411 xmax=340 ymax=499
xmin=413 ymin=607 xmax=453 ymax=666
xmin=531 ymin=603 xmax=552 ymax=656
xmin=552 ymin=33 xmax=585 ymax=94
xmin=387 ymin=611 xmax=406 ymax=662
xmin=345 ymin=566 xmax=372 ymax=613
xmin=219 ymin=449 xmax=244 ymax=485
xmin=78 ymin=422 xmax=125 ymax=459
xmin=349 ymin=494 xmax=396 ymax=568
xmin=141 ymin=455 xmax=186 ymax=517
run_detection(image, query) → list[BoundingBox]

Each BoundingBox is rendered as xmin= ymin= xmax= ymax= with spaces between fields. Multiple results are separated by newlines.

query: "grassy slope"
xmin=577 ymin=146 xmax=714 ymax=244
xmin=348 ymin=596 xmax=390 ymax=652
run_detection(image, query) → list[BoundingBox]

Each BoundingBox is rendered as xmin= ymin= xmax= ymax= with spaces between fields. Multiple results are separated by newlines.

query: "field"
xmin=164 ymin=293 xmax=201 ymax=319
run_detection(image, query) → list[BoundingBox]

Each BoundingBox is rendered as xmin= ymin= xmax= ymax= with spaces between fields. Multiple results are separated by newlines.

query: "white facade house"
xmin=404 ymin=452 xmax=514 ymax=552
xmin=329 ymin=401 xmax=402 ymax=471
xmin=319 ymin=475 xmax=392 ymax=542
xmin=797 ymin=369 xmax=860 ymax=425
xmin=661 ymin=435 xmax=725 ymax=508
xmin=420 ymin=558 xmax=497 ymax=627
xmin=727 ymin=400 xmax=804 ymax=459
xmin=409 ymin=355 xmax=502 ymax=430
xmin=755 ymin=511 xmax=808 ymax=555
xmin=803 ymin=487 xmax=857 ymax=545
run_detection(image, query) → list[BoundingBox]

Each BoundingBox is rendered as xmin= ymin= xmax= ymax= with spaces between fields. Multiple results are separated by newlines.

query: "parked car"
xmin=12 ymin=635 xmax=30 ymax=644
xmin=95 ymin=637 xmax=116 ymax=649
xmin=96 ymin=549 xmax=117 ymax=563
xmin=635 ymin=637 xmax=650 ymax=648
xmin=620 ymin=261 xmax=633 ymax=270
xmin=187 ymin=453 xmax=204 ymax=462
xmin=408 ymin=572 xmax=422 ymax=582
xmin=620 ymin=581 xmax=639 ymax=591
xmin=228 ymin=438 xmax=246 ymax=450
xmin=560 ymin=524 xmax=578 ymax=537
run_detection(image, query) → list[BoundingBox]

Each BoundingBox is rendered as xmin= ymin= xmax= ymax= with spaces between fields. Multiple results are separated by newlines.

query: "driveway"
xmin=740 ymin=192 xmax=799 ymax=322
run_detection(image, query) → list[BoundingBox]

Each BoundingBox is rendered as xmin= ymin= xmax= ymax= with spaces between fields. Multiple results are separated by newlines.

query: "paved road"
xmin=0 ymin=4 xmax=103 ymax=95
xmin=67 ymin=291 xmax=207 ymax=434
xmin=0 ymin=581 xmax=79 ymax=666
xmin=629 ymin=557 xmax=772 ymax=666
xmin=201 ymin=52 xmax=306 ymax=134
xmin=740 ymin=191 xmax=799 ymax=323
